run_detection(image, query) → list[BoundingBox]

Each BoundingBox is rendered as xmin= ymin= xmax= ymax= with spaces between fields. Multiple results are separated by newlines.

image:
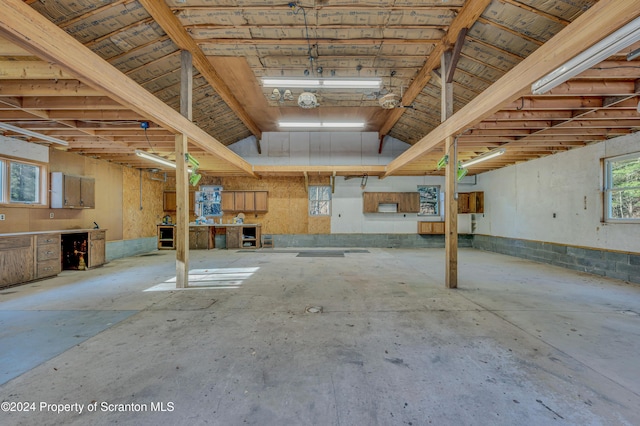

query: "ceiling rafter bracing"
xmin=384 ymin=0 xmax=640 ymax=177
xmin=137 ymin=0 xmax=261 ymax=141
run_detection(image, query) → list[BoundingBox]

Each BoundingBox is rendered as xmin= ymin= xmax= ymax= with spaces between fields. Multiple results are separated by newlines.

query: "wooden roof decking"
xmin=0 ymin=0 xmax=637 ymax=177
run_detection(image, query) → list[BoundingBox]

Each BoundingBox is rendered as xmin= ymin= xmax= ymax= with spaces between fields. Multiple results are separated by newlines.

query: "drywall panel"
xmin=289 ymin=132 xmax=310 ymax=165
xmin=309 ymin=132 xmax=332 ymax=165
xmin=332 ymin=176 xmax=441 ymax=234
xmin=227 ymin=132 xmax=410 ymax=166
xmin=0 ymin=136 xmax=49 ymax=163
xmin=474 ymin=133 xmax=640 ymax=253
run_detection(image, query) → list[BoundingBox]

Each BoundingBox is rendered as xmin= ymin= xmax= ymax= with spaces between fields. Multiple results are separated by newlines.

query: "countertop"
xmin=0 ymin=228 xmax=106 ymax=237
xmin=159 ymin=223 xmax=261 ymax=227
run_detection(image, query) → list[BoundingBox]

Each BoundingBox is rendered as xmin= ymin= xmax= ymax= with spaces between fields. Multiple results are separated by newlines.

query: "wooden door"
xmin=254 ymin=191 xmax=268 ymax=211
xmin=64 ymin=175 xmax=81 ymax=207
xmin=81 ymin=177 xmax=95 ymax=208
xmin=89 ymin=231 xmax=106 ymax=268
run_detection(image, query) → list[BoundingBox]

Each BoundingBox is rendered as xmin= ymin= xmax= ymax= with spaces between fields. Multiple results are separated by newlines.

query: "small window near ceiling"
xmin=309 ymin=185 xmax=331 ymax=216
xmin=0 ymin=161 xmax=4 ymax=203
xmin=604 ymin=152 xmax=640 ymax=221
xmin=10 ymin=161 xmax=41 ymax=204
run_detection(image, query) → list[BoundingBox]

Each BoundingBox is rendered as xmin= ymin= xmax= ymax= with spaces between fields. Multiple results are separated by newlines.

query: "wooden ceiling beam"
xmin=138 ymin=0 xmax=261 ymax=141
xmin=0 ymin=80 xmax=102 ymax=96
xmin=384 ymin=0 xmax=640 ymax=177
xmin=19 ymin=96 xmax=128 ymax=110
xmin=0 ymin=0 xmax=255 ymax=177
xmin=196 ymin=38 xmax=440 ymax=46
xmin=379 ymin=0 xmax=493 ymax=136
xmin=0 ymin=60 xmax=75 ymax=79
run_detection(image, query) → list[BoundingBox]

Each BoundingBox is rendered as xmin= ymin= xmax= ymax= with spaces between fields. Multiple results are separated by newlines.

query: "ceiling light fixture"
xmin=0 ymin=121 xmax=68 ymax=146
xmin=298 ymin=92 xmax=319 ymax=109
xmin=135 ymin=150 xmax=178 ymax=169
xmin=278 ymin=122 xmax=365 ymax=128
xmin=460 ymin=148 xmax=506 ymax=168
xmin=532 ymin=16 xmax=640 ymax=95
xmin=263 ymin=78 xmax=381 ymax=89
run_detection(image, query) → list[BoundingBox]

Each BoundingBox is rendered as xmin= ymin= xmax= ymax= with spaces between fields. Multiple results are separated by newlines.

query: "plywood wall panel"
xmin=123 ymin=168 xmax=165 ymax=240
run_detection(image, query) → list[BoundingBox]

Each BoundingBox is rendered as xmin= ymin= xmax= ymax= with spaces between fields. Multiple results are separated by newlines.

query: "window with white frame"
xmin=0 ymin=158 xmax=46 ymax=205
xmin=308 ymin=185 xmax=331 ymax=216
xmin=604 ymin=152 xmax=640 ymax=221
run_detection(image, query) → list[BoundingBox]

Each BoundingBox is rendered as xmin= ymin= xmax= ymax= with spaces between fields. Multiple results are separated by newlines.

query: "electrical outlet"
xmin=0 ymin=214 xmax=5 ymax=220
xmin=50 ymin=213 xmax=55 ymax=219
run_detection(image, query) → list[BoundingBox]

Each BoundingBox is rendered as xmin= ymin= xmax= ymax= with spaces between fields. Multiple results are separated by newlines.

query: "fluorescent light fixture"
xmin=263 ymin=77 xmax=381 ymax=89
xmin=0 ymin=121 xmax=68 ymax=146
xmin=278 ymin=122 xmax=365 ymax=128
xmin=135 ymin=150 xmax=177 ymax=169
xmin=532 ymin=16 xmax=640 ymax=95
xmin=460 ymin=148 xmax=506 ymax=168
xmin=627 ymin=47 xmax=640 ymax=61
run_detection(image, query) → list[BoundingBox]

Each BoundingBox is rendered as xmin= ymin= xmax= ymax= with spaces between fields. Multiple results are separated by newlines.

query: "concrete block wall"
xmin=272 ymin=233 xmax=473 ymax=249
xmin=473 ymin=235 xmax=640 ymax=284
xmin=106 ymin=237 xmax=157 ymax=262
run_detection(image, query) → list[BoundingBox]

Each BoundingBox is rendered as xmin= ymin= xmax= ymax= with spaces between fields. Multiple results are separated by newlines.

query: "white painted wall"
xmin=229 ymin=132 xmax=410 ymax=166
xmin=474 ymin=133 xmax=640 ymax=253
xmin=229 ymin=132 xmax=474 ymax=234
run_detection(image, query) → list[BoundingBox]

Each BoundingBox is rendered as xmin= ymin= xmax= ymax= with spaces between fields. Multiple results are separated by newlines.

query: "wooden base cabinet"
xmin=418 ymin=221 xmax=445 ymax=234
xmin=36 ymin=234 xmax=61 ymax=279
xmin=225 ymin=225 xmax=261 ymax=249
xmin=88 ymin=230 xmax=106 ymax=268
xmin=0 ymin=236 xmax=35 ymax=287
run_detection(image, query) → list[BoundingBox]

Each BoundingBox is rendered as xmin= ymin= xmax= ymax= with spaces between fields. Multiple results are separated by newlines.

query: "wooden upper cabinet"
xmin=221 ymin=191 xmax=235 ymax=211
xmin=254 ymin=191 xmax=268 ymax=212
xmin=457 ymin=191 xmax=484 ymax=214
xmin=222 ymin=191 xmax=268 ymax=213
xmin=51 ymin=173 xmax=95 ymax=209
xmin=163 ymin=191 xmax=195 ymax=212
xmin=363 ymin=192 xmax=419 ymax=213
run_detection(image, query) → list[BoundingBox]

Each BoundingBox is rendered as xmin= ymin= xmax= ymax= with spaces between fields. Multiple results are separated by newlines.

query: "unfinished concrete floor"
xmin=1 ymin=248 xmax=639 ymax=425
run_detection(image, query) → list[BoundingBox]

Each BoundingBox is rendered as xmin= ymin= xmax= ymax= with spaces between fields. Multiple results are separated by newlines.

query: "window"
xmin=0 ymin=158 xmax=45 ymax=205
xmin=604 ymin=152 xmax=640 ymax=221
xmin=309 ymin=186 xmax=331 ymax=216
xmin=195 ymin=185 xmax=222 ymax=217
xmin=418 ymin=185 xmax=440 ymax=216
xmin=10 ymin=161 xmax=40 ymax=203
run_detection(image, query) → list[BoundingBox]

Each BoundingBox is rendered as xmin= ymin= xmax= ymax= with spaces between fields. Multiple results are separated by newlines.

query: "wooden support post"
xmin=180 ymin=51 xmax=193 ymax=121
xmin=175 ymin=133 xmax=189 ymax=288
xmin=445 ymin=136 xmax=458 ymax=289
xmin=442 ymin=51 xmax=458 ymax=289
xmin=175 ymin=50 xmax=192 ymax=289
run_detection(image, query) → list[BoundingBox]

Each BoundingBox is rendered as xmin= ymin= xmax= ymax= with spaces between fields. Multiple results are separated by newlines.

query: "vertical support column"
xmin=175 ymin=50 xmax=193 ymax=289
xmin=445 ymin=136 xmax=458 ymax=289
xmin=180 ymin=50 xmax=193 ymax=120
xmin=441 ymin=50 xmax=458 ymax=289
xmin=175 ymin=133 xmax=189 ymax=288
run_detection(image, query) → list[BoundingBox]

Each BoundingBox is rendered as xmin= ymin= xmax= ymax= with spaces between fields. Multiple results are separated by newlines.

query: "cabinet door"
xmin=234 ymin=192 xmax=246 ymax=211
xmin=225 ymin=227 xmax=241 ymax=248
xmin=163 ymin=191 xmax=177 ymax=211
xmin=64 ymin=175 xmax=82 ymax=207
xmin=0 ymin=236 xmax=34 ymax=287
xmin=254 ymin=191 xmax=268 ymax=211
xmin=469 ymin=191 xmax=484 ymax=213
xmin=362 ymin=193 xmax=378 ymax=213
xmin=244 ymin=192 xmax=255 ymax=211
xmin=80 ymin=177 xmax=95 ymax=208
xmin=88 ymin=231 xmax=106 ymax=268
xmin=221 ymin=191 xmax=235 ymax=211
xmin=457 ymin=193 xmax=470 ymax=213
xmin=399 ymin=193 xmax=419 ymax=213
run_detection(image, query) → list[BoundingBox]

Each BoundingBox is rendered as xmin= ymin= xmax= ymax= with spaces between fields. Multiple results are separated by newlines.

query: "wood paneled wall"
xmin=0 ymin=149 xmax=164 ymax=241
xmin=164 ymin=174 xmax=331 ymax=235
